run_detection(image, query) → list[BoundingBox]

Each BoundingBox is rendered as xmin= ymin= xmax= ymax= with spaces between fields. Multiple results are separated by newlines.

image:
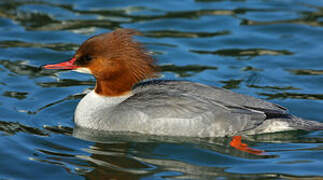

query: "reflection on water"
xmin=0 ymin=0 xmax=323 ymax=179
xmin=22 ymin=126 xmax=322 ymax=179
xmin=1 ymin=121 xmax=322 ymax=179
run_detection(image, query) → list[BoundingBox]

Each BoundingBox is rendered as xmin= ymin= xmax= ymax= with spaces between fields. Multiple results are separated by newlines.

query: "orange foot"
xmin=230 ymin=136 xmax=264 ymax=155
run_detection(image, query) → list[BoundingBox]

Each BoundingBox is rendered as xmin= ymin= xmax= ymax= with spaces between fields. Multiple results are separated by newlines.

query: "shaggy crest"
xmin=73 ymin=29 xmax=157 ymax=96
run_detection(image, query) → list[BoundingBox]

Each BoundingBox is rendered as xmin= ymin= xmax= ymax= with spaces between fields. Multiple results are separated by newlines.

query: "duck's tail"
xmin=288 ymin=116 xmax=323 ymax=131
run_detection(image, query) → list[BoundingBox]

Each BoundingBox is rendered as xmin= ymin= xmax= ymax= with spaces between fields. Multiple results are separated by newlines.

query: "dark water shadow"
xmin=0 ymin=59 xmax=56 ymax=78
xmin=259 ymin=92 xmax=323 ymax=100
xmin=160 ymin=64 xmax=217 ymax=77
xmin=22 ymin=93 xmax=85 ymax=115
xmin=190 ymin=48 xmax=293 ymax=60
xmin=144 ymin=30 xmax=230 ymax=38
xmin=0 ymin=40 xmax=78 ymax=52
xmin=288 ymin=69 xmax=323 ymax=76
xmin=0 ymin=121 xmax=48 ymax=136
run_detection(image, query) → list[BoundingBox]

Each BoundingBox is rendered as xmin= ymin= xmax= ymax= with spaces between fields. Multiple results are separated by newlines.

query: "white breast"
xmin=74 ymin=90 xmax=132 ymax=130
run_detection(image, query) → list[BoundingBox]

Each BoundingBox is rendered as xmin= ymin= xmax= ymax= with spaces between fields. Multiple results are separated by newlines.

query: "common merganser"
xmin=43 ymin=29 xmax=323 ymax=139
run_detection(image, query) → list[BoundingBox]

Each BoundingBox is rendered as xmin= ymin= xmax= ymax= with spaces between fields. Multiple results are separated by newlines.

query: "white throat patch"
xmin=74 ymin=67 xmax=92 ymax=74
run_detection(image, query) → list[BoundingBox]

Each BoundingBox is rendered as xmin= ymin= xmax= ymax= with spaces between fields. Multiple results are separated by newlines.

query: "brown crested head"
xmin=71 ymin=29 xmax=157 ymax=96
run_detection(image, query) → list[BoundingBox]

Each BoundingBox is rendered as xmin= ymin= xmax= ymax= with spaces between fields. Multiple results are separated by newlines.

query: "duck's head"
xmin=44 ymin=29 xmax=157 ymax=96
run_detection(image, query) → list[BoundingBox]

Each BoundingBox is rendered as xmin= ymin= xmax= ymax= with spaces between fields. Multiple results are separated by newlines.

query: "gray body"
xmin=74 ymin=80 xmax=323 ymax=137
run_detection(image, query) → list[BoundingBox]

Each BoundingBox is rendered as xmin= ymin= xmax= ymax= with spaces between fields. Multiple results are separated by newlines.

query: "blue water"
xmin=0 ymin=0 xmax=323 ymax=179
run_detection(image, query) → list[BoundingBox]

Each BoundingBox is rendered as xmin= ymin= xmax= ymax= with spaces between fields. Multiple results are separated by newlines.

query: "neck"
xmin=94 ymin=61 xmax=157 ymax=96
xmin=95 ymin=77 xmax=136 ymax=97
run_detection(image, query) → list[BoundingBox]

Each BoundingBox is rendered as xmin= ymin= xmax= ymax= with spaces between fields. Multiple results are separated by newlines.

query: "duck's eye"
xmin=82 ymin=55 xmax=92 ymax=62
xmin=76 ymin=55 xmax=92 ymax=65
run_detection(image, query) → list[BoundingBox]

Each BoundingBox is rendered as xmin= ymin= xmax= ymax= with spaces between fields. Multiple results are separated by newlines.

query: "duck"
xmin=43 ymin=29 xmax=323 ymax=140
